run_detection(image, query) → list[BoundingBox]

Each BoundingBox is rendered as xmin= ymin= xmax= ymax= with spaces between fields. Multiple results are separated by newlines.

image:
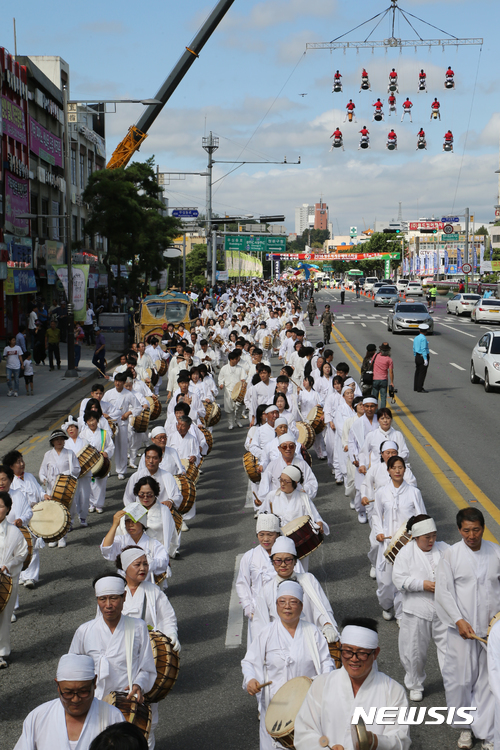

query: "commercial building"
xmin=294 ymin=204 xmax=314 ymax=236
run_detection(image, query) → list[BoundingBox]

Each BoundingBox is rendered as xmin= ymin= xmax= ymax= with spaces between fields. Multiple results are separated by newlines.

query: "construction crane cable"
xmin=396 ymin=6 xmax=459 ymax=40
xmin=329 ymin=7 xmax=393 ymax=44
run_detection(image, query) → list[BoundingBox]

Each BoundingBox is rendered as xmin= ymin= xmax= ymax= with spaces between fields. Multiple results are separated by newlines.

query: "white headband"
xmin=61 ymin=415 xmax=79 ymax=432
xmin=278 ymin=432 xmax=296 ymax=445
xmin=94 ymin=577 xmax=125 ymax=597
xmin=277 ymin=580 xmax=303 ymax=602
xmin=411 ymin=518 xmax=437 ymax=538
xmin=121 ymin=547 xmax=147 ymax=572
xmin=256 ymin=513 xmax=281 ymax=533
xmin=341 ymin=385 xmax=354 ymax=395
xmin=149 ymin=426 xmax=166 ymax=439
xmin=381 ymin=441 xmax=398 ymax=452
xmin=56 ymin=654 xmax=96 ymax=682
xmin=265 ymin=405 xmax=279 ymax=414
xmin=340 ymin=625 xmax=379 ymax=650
xmin=363 ymin=397 xmax=378 ymax=405
xmin=271 ymin=537 xmax=297 ymax=557
xmin=281 ymin=466 xmax=302 ymax=483
xmin=275 ymin=417 xmax=288 ymax=428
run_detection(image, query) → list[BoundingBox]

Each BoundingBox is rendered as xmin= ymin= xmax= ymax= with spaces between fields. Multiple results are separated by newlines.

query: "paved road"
xmin=1 ymin=303 xmax=499 ymax=749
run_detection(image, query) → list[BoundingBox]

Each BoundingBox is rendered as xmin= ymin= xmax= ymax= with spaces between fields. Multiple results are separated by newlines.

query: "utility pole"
xmin=202 ymin=132 xmax=219 ymax=288
xmin=465 ymin=207 xmax=469 ymax=292
xmin=63 ymin=85 xmax=77 ymax=377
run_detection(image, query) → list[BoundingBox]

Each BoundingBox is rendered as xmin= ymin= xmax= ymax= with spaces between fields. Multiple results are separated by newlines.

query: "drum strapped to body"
xmin=263 ymin=335 xmax=273 ymax=350
xmin=20 ymin=527 xmax=33 ymax=571
xmin=51 ymin=474 xmax=77 ymax=508
xmin=384 ymin=521 xmax=412 ymax=564
xmin=180 ymin=458 xmax=199 ymax=485
xmin=29 ymin=500 xmax=71 ymax=543
xmin=281 ymin=515 xmax=323 ymax=559
xmin=171 ymin=508 xmax=183 ymax=533
xmin=103 ymin=693 xmax=151 ymax=739
xmin=92 ymin=454 xmax=111 ymax=479
xmin=199 ymin=425 xmax=213 ymax=455
xmin=132 ymin=408 xmax=150 ymax=434
xmin=107 ymin=419 xmax=118 ymax=438
xmin=174 ymin=474 xmax=196 ymax=515
xmin=144 ymin=630 xmax=180 ymax=703
xmin=205 ymin=401 xmax=221 ymax=427
xmin=77 ymin=445 xmax=102 ymax=476
xmin=328 ymin=640 xmax=342 ymax=669
xmin=243 ymin=451 xmax=261 ymax=483
xmin=265 ymin=676 xmax=313 ymax=749
xmin=154 ymin=570 xmax=169 ymax=588
xmin=155 ymin=359 xmax=168 ymax=376
xmin=307 ymin=406 xmax=325 ymax=434
xmin=231 ymin=380 xmax=247 ymax=404
xmin=0 ymin=572 xmax=13 ymax=613
xmin=296 ymin=422 xmax=315 ymax=450
xmin=146 ymin=396 xmax=162 ymax=421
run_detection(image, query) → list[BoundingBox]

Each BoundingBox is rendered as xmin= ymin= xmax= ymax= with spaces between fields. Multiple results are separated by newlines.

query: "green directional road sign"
xmin=224 ymin=235 xmax=287 ymax=253
xmin=441 ymin=234 xmax=459 ymax=241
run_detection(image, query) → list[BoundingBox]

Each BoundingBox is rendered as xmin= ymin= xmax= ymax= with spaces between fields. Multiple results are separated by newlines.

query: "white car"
xmin=364 ymin=277 xmax=379 ymax=291
xmin=470 ymin=331 xmax=500 ymax=392
xmin=471 ymin=297 xmax=500 ymax=324
xmin=396 ymin=278 xmax=409 ymax=293
xmin=405 ymin=281 xmax=424 ymax=297
xmin=447 ymin=293 xmax=481 ymax=316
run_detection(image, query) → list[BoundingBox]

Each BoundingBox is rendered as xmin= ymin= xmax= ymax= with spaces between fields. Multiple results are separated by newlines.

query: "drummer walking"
xmin=218 ymin=349 xmax=246 ymax=430
xmin=39 ymin=430 xmax=81 ymax=549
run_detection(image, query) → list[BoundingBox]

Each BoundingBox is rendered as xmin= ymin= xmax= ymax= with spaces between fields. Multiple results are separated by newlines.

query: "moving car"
xmin=374 ymin=286 xmax=399 ymax=307
xmin=364 ymin=276 xmax=379 ymax=291
xmin=396 ymin=278 xmax=409 ymax=293
xmin=387 ymin=301 xmax=434 ymax=334
xmin=446 ymin=293 xmax=481 ymax=316
xmin=470 ymin=331 xmax=500 ymax=392
xmin=405 ymin=281 xmax=424 ymax=297
xmin=372 ymin=281 xmax=386 ymax=294
xmin=471 ymin=298 xmax=500 ymax=324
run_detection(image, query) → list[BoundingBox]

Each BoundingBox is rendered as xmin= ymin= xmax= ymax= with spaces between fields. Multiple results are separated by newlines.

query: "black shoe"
xmin=418 ymin=388 xmax=428 ymax=393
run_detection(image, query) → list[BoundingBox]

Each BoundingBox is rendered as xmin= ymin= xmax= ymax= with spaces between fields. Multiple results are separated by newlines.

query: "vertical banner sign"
xmin=53 ymin=264 xmax=90 ymax=321
xmin=384 ymin=258 xmax=391 ymax=278
xmin=274 ymin=259 xmax=281 ymax=278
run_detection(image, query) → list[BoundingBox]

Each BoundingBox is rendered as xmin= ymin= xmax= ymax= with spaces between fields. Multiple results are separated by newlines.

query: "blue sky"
xmin=12 ymin=0 xmax=500 ymax=232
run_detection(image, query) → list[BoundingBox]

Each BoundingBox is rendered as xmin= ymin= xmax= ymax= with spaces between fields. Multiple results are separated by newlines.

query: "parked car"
xmin=396 ymin=278 xmax=410 ymax=293
xmin=471 ymin=298 xmax=500 ymax=324
xmin=374 ymin=286 xmax=399 ymax=307
xmin=470 ymin=331 xmax=500 ymax=392
xmin=387 ymin=302 xmax=434 ymax=334
xmin=447 ymin=293 xmax=481 ymax=316
xmin=405 ymin=281 xmax=424 ymax=297
xmin=364 ymin=276 xmax=379 ymax=291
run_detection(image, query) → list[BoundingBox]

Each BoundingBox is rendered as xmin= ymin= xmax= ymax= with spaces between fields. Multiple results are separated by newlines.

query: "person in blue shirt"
xmin=413 ymin=324 xmax=430 ymax=393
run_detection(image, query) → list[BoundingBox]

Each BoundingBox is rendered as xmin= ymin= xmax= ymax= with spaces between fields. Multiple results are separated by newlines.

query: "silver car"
xmin=387 ymin=301 xmax=434 ymax=334
xmin=470 ymin=331 xmax=500 ymax=392
xmin=374 ymin=285 xmax=399 ymax=307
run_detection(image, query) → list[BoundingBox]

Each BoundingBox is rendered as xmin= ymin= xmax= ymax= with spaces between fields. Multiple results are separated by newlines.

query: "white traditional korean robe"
xmin=259 ymin=457 xmax=318 ymax=503
xmin=65 ymin=435 xmax=92 ymax=522
xmin=104 ymin=388 xmax=142 ymax=475
xmin=323 ymin=390 xmax=341 ymax=470
xmin=0 ymin=519 xmax=28 ymax=656
xmin=393 ymin=539 xmax=449 ymax=692
xmin=69 ymin=614 xmax=156 ymax=699
xmin=218 ymin=362 xmax=245 ymax=425
xmin=294 ymin=663 xmax=411 ymax=750
xmin=100 ymin=530 xmax=169 ymax=578
xmin=79 ymin=425 xmax=115 ymax=511
xmin=359 ymin=426 xmax=410 ymax=469
xmin=39 ymin=447 xmax=80 ymax=495
xmin=435 ymin=539 xmax=500 ymax=741
xmin=123 ymin=580 xmax=177 ymax=640
xmin=13 ymin=697 xmax=124 ymax=750
xmin=242 ymin=618 xmax=333 ymax=750
xmin=12 ymin=472 xmax=44 ymax=582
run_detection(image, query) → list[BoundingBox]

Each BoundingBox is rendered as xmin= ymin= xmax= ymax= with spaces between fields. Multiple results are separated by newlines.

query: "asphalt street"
xmin=1 ymin=298 xmax=499 ymax=750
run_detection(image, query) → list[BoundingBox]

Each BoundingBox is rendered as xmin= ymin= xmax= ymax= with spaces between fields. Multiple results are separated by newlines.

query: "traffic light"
xmin=420 ymin=228 xmax=438 ymax=234
xmin=383 ymin=228 xmax=400 ymax=234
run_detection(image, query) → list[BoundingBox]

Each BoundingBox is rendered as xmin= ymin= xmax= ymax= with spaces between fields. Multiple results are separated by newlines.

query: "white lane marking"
xmin=361 ymin=323 xmax=366 ymax=327
xmin=450 ymin=363 xmax=466 ymax=371
xmin=225 ymin=553 xmax=244 ymax=648
xmin=436 ymin=323 xmax=476 ymax=338
xmin=429 ymin=349 xmax=438 ymax=355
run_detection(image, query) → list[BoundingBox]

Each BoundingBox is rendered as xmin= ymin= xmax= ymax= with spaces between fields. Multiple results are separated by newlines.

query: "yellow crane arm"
xmin=106 ymin=126 xmax=148 ymax=170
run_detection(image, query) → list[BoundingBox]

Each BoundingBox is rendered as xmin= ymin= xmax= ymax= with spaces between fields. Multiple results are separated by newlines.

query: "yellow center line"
xmin=330 ymin=327 xmax=499 ymax=542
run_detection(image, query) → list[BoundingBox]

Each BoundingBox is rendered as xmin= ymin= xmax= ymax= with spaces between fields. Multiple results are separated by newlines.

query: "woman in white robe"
xmin=341 ymin=398 xmax=364 ymax=512
xmin=372 ymin=456 xmax=426 ymax=620
xmin=297 ymin=375 xmax=326 ymax=461
xmin=79 ymin=411 xmax=115 ymax=514
xmin=61 ymin=416 xmax=92 ymax=527
xmin=323 ymin=376 xmax=343 ymax=474
xmin=100 ymin=505 xmax=169 ymax=580
xmin=258 ymin=466 xmax=329 ymax=573
xmin=273 ymin=393 xmax=299 ymax=441
xmin=242 ymin=580 xmax=333 ymax=750
xmin=359 ymin=407 xmax=410 ymax=468
xmin=313 ymin=362 xmax=334 ymax=403
xmin=245 ymin=405 xmax=268 ymax=509
xmin=39 ymin=429 xmax=80 ymax=549
xmin=392 ymin=515 xmax=449 ymax=701
xmin=333 ymin=386 xmax=356 ymax=485
xmin=0 ymin=492 xmax=28 ymax=666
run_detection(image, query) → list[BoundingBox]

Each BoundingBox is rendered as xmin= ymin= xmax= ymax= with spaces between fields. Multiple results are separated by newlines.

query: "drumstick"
xmin=94 ymin=365 xmax=108 ymax=379
xmin=256 ymin=681 xmax=272 ymax=689
xmin=469 ymin=634 xmax=488 ymax=644
xmin=253 ymin=492 xmax=262 ymax=508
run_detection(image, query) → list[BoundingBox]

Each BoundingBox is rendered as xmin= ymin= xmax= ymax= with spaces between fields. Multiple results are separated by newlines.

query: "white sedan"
xmin=470 ymin=331 xmax=500 ymax=392
xmin=447 ymin=293 xmax=480 ymax=316
xmin=471 ymin=297 xmax=500 ymax=324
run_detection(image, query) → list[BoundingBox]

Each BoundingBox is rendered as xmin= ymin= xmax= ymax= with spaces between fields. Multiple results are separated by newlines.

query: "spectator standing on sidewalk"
xmin=23 ymin=351 xmax=34 ymax=395
xmin=33 ymin=320 xmax=46 ymax=365
xmin=319 ymin=305 xmax=334 ymax=343
xmin=74 ymin=321 xmax=84 ymax=369
xmin=371 ymin=342 xmax=394 ymax=408
xmin=45 ymin=320 xmax=61 ymax=371
xmin=37 ymin=301 xmax=49 ymax=331
xmin=16 ymin=326 xmax=27 ymax=354
xmin=84 ymin=301 xmax=96 ymax=345
xmin=360 ymin=343 xmax=377 ymax=396
xmin=3 ymin=335 xmax=24 ymax=397
xmin=93 ymin=327 xmax=106 ymax=377
xmin=28 ymin=306 xmax=38 ymax=349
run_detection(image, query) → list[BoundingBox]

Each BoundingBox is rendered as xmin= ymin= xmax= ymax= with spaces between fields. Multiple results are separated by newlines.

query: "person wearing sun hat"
xmin=39 ymin=428 xmax=81 ymax=549
xmin=413 ymin=323 xmax=430 ymax=393
xmin=69 ymin=573 xmax=156 ymax=705
xmin=13 ymin=654 xmax=124 ymax=749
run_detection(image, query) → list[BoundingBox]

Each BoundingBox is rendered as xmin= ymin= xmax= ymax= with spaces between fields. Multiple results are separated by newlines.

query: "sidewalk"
xmin=0 ymin=343 xmax=121 ymax=439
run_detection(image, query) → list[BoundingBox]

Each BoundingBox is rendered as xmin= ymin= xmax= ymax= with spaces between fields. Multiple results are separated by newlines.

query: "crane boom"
xmin=107 ymin=0 xmax=236 ymax=169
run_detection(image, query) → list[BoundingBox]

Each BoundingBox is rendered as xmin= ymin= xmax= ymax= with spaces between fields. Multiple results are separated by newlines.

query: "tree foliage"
xmin=83 ymin=157 xmax=182 ymax=300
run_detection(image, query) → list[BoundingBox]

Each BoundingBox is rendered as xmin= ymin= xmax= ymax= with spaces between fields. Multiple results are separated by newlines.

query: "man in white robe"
xmin=69 ymin=574 xmax=156 ymax=701
xmin=435 ymin=508 xmax=500 ymax=750
xmin=218 ymin=349 xmax=246 ymax=429
xmin=104 ymin=372 xmax=142 ymax=479
xmin=138 ymin=426 xmax=184 ymax=477
xmin=0 ymin=494 xmax=28 ymax=666
xmin=14 ymin=654 xmax=124 ymax=750
xmin=258 ymin=434 xmax=318 ymax=501
xmin=348 ymin=397 xmax=378 ymax=519
xmin=249 ymin=405 xmax=280 ymax=463
xmin=295 ymin=619 xmax=411 ymax=750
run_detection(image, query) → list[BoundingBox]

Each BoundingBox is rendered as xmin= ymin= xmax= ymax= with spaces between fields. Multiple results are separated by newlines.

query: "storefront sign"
xmin=5 ymin=234 xmax=32 ymax=267
xmin=4 ymin=268 xmax=37 ymax=295
xmin=29 ymin=117 xmax=63 ymax=167
xmin=1 ymin=94 xmax=27 ymax=144
xmin=4 ymin=173 xmax=29 ymax=236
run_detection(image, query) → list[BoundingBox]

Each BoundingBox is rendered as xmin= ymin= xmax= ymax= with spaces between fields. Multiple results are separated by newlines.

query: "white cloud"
xmin=78 ymin=21 xmax=127 ymax=35
xmin=221 ymin=0 xmax=336 ymax=31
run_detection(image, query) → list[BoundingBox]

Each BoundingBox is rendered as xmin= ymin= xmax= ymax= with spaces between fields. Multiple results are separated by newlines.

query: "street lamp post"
xmin=202 ymin=132 xmax=219 ymax=287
